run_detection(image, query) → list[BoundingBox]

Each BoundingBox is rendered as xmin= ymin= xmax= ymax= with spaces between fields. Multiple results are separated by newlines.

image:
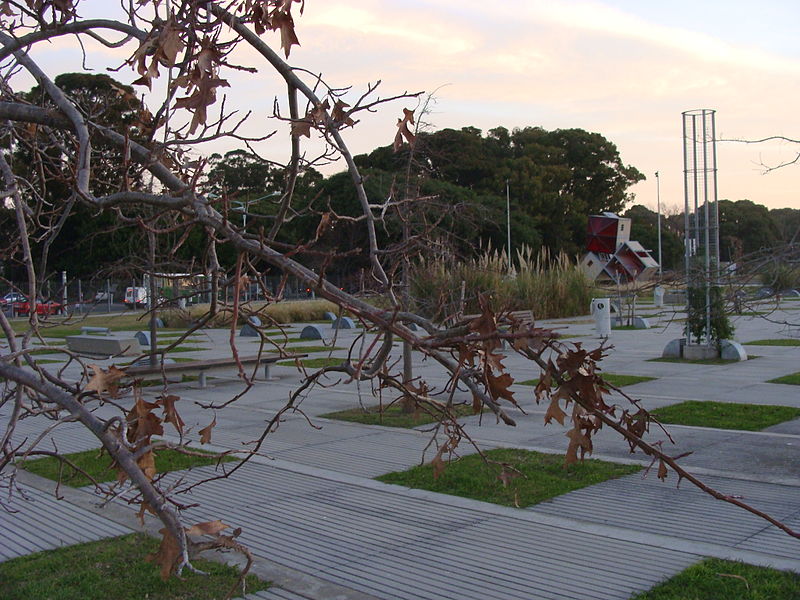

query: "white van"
xmin=124 ymin=286 xmax=148 ymax=307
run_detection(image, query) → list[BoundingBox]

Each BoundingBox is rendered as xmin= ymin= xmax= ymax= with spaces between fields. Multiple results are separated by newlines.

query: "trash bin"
xmin=653 ymin=285 xmax=664 ymax=308
xmin=591 ymin=298 xmax=611 ymax=337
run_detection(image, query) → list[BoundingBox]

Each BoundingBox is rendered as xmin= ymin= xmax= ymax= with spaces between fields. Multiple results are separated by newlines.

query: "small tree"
xmin=0 ymin=1 xmax=798 ymax=591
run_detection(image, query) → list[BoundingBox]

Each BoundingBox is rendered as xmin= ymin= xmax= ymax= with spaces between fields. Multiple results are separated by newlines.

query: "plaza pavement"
xmin=4 ymin=301 xmax=800 ymax=599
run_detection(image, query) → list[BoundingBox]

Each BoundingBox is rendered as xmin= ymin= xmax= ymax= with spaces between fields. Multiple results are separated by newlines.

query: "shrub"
xmin=760 ymin=263 xmax=800 ymax=292
xmin=687 ymin=285 xmax=733 ymax=348
xmin=410 ymin=246 xmax=591 ymax=321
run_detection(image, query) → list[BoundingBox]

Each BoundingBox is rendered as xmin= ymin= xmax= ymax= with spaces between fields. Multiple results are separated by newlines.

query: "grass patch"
xmin=649 ymin=400 xmax=800 ymax=431
xmin=0 ymin=533 xmax=268 ymax=600
xmin=284 ymin=345 xmax=344 ymax=353
xmin=376 ymin=448 xmax=640 ymax=507
xmin=33 ymin=359 xmax=64 ymax=364
xmin=321 ymin=402 xmax=478 ymax=428
xmin=154 ymin=345 xmax=208 ymax=353
xmin=139 ymin=374 xmax=207 ymax=387
xmin=518 ymin=373 xmax=656 ymax=387
xmin=648 ymin=356 xmax=743 ymax=365
xmin=612 ymin=324 xmax=640 ymax=330
xmin=20 ymin=446 xmax=234 ymax=488
xmin=768 ymin=372 xmax=800 ymax=385
xmin=631 ymin=558 xmax=800 ymax=600
xmin=276 ymin=357 xmax=343 ymax=369
xmin=745 ymin=339 xmax=800 ymax=346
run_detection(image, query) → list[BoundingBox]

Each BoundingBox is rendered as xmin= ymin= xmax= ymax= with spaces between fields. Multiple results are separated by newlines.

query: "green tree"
xmin=623 ymin=204 xmax=684 ymax=270
xmin=355 ymin=125 xmax=643 ymax=257
xmin=717 ymin=199 xmax=779 ymax=262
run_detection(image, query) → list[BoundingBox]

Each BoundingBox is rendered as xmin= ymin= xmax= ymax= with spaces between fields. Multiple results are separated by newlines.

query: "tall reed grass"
xmin=410 ymin=246 xmax=591 ymax=321
xmin=160 ymin=298 xmax=340 ymax=328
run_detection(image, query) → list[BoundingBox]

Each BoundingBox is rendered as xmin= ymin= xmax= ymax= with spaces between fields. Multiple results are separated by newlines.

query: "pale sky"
xmin=14 ymin=0 xmax=800 ymax=212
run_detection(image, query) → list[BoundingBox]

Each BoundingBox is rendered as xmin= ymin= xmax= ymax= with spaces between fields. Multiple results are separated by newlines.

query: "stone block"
xmin=332 ymin=316 xmax=355 ymax=329
xmin=720 ymin=340 xmax=748 ymax=361
xmin=662 ymin=338 xmax=684 ymax=358
xmin=683 ymin=344 xmax=718 ymax=360
xmin=300 ymin=324 xmax=326 ymax=340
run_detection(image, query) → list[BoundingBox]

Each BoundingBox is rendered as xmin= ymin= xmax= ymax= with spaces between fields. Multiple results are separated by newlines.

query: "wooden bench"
xmin=460 ymin=309 xmax=534 ymax=327
xmin=66 ymin=335 xmax=141 ymax=356
xmin=457 ymin=309 xmax=534 ymax=348
xmin=125 ymin=354 xmax=308 ymax=388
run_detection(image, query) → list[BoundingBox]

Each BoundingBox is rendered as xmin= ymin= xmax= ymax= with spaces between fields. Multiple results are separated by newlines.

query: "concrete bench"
xmin=66 ymin=335 xmax=141 ymax=356
xmin=125 ymin=353 xmax=308 ymax=388
xmin=80 ymin=326 xmax=111 ymax=335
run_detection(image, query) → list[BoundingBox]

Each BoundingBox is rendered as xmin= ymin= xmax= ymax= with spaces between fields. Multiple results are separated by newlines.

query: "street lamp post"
xmin=656 ymin=171 xmax=662 ymax=278
xmin=506 ymin=180 xmax=512 ymax=273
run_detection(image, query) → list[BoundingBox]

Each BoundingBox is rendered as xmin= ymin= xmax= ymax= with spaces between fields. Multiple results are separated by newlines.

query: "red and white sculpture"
xmin=580 ymin=213 xmax=659 ymax=283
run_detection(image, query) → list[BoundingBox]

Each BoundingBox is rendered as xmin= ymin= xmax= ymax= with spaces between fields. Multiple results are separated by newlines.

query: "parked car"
xmin=1 ymin=292 xmax=26 ymax=306
xmin=13 ymin=298 xmax=63 ymax=316
xmin=94 ymin=291 xmax=113 ymax=302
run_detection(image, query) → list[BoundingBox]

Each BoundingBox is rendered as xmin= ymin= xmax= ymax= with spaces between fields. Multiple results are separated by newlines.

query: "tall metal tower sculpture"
xmin=682 ymin=109 xmax=720 ymax=347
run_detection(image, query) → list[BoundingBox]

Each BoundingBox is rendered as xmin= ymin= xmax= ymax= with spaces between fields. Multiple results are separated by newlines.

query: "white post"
xmin=61 ymin=270 xmax=67 ymax=307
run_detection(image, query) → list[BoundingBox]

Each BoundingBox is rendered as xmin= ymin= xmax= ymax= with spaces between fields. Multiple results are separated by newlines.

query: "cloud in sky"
xmin=287 ymin=0 xmax=800 ymax=210
xmin=15 ymin=0 xmax=800 ymax=211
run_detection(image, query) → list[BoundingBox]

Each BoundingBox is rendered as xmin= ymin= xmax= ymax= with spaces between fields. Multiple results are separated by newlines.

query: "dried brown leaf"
xmin=159 ymin=394 xmax=185 ymax=435
xmin=85 ymin=364 xmax=126 ymax=397
xmin=431 ymin=452 xmax=446 ymax=480
xmin=199 ymin=415 xmax=216 ymax=444
xmin=486 ymin=372 xmax=516 ymax=403
xmin=147 ymin=528 xmax=181 ymax=581
xmin=186 ymin=519 xmax=230 ymax=537
xmin=291 ymin=119 xmax=312 ymax=138
xmin=137 ymin=449 xmax=156 ymax=481
xmin=544 ymin=398 xmax=567 ymax=426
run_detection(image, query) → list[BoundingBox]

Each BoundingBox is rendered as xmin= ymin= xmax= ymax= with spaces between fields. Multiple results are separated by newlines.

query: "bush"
xmin=687 ymin=285 xmax=733 ymax=348
xmin=410 ymin=246 xmax=591 ymax=321
xmin=760 ymin=263 xmax=800 ymax=292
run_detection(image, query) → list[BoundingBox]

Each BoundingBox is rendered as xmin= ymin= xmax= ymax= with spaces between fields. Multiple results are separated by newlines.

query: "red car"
xmin=13 ymin=298 xmax=63 ymax=316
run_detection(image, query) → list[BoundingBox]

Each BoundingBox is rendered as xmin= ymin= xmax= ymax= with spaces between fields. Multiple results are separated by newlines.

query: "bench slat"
xmin=125 ymin=354 xmax=308 ymax=387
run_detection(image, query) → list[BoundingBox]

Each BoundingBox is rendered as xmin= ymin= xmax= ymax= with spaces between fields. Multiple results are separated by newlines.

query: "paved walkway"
xmin=4 ymin=302 xmax=800 ymax=598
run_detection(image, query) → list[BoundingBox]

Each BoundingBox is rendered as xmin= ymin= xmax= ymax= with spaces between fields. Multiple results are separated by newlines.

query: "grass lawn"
xmin=277 ymin=357 xmax=343 ymax=369
xmin=648 ymin=356 xmax=746 ymax=365
xmin=10 ymin=313 xmax=183 ymax=338
xmin=20 ymin=447 xmax=234 ymax=488
xmin=321 ymin=402 xmax=478 ymax=428
xmin=768 ymin=372 xmax=800 ymax=385
xmin=650 ymin=400 xmax=800 ymax=431
xmin=745 ymin=339 xmax=800 ymax=347
xmin=518 ymin=373 xmax=656 ymax=387
xmin=0 ymin=533 xmax=269 ymax=600
xmin=631 ymin=558 xmax=800 ymax=600
xmin=376 ymin=448 xmax=640 ymax=507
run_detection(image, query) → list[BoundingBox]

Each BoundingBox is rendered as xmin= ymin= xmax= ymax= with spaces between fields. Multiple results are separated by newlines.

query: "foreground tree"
xmin=1 ymin=1 xmax=797 ymax=590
